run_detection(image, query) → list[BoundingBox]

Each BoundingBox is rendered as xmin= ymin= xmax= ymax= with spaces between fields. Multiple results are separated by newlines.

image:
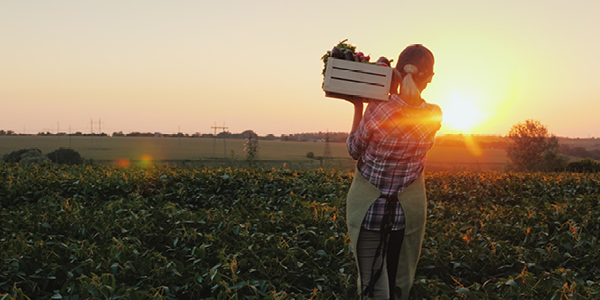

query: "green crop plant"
xmin=1 ymin=164 xmax=600 ymax=299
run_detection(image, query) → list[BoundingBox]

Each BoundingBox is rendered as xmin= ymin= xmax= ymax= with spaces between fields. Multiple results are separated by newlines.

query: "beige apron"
xmin=346 ymin=169 xmax=427 ymax=300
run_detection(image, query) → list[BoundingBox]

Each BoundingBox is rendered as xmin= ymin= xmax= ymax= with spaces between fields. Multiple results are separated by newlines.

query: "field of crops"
xmin=1 ymin=164 xmax=600 ymax=299
xmin=0 ymin=136 xmax=509 ymax=171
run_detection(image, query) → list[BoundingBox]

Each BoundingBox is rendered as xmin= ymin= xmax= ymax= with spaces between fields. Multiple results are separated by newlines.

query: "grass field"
xmin=0 ymin=136 xmax=508 ymax=170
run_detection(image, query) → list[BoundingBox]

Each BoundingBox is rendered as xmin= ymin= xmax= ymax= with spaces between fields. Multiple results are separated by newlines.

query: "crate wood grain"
xmin=323 ymin=58 xmax=393 ymax=101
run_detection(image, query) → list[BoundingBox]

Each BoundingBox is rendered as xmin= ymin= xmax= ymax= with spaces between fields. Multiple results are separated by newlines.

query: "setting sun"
xmin=440 ymin=94 xmax=482 ymax=133
xmin=419 ymin=32 xmax=525 ymax=136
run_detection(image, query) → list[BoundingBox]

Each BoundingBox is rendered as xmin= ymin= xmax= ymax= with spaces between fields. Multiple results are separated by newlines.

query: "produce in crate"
xmin=321 ymin=40 xmax=394 ymax=101
xmin=376 ymin=56 xmax=391 ymax=67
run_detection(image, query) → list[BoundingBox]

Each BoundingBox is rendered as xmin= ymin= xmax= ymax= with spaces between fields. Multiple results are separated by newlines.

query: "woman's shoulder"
xmin=364 ymin=99 xmax=388 ymax=114
xmin=422 ymin=101 xmax=442 ymax=115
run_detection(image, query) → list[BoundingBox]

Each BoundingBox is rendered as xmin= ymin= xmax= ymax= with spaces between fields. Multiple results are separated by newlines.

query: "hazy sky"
xmin=2 ymin=0 xmax=600 ymax=137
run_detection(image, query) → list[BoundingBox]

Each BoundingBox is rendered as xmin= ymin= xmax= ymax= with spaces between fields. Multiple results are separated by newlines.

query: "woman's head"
xmin=394 ymin=44 xmax=434 ymax=99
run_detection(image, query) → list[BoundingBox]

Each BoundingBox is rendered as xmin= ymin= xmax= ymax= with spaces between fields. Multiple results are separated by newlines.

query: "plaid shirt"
xmin=347 ymin=94 xmax=442 ymax=230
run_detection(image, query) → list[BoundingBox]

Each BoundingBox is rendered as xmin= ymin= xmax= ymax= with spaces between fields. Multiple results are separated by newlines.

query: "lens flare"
xmin=462 ymin=134 xmax=482 ymax=157
xmin=117 ymin=159 xmax=131 ymax=168
xmin=140 ymin=155 xmax=152 ymax=167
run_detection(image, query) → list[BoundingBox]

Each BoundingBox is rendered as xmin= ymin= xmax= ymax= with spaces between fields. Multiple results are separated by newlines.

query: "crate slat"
xmin=323 ymin=58 xmax=393 ymax=101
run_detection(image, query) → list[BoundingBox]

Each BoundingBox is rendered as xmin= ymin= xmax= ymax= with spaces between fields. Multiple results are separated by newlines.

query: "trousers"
xmin=347 ymin=170 xmax=427 ymax=300
xmin=357 ymin=228 xmax=405 ymax=300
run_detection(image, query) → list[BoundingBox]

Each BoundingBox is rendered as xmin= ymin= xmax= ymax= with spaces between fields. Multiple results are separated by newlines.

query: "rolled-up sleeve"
xmin=347 ymin=119 xmax=371 ymax=160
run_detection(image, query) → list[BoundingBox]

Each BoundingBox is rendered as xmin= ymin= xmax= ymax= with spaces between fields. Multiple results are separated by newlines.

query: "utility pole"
xmin=98 ymin=118 xmax=102 ymax=149
xmin=223 ymin=122 xmax=227 ymax=158
xmin=91 ymin=118 xmax=94 ymax=149
xmin=69 ymin=126 xmax=72 ymax=149
xmin=178 ymin=124 xmax=181 ymax=148
xmin=211 ymin=122 xmax=229 ymax=159
xmin=323 ymin=130 xmax=332 ymax=161
xmin=212 ymin=122 xmax=217 ymax=159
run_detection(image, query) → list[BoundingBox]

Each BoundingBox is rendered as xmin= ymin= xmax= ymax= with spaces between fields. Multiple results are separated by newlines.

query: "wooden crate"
xmin=323 ymin=57 xmax=393 ymax=101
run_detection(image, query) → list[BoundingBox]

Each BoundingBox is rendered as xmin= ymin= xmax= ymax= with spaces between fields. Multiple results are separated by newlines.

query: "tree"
xmin=47 ymin=148 xmax=83 ymax=165
xmin=540 ymin=136 xmax=569 ymax=171
xmin=243 ymin=130 xmax=259 ymax=165
xmin=20 ymin=150 xmax=51 ymax=164
xmin=3 ymin=148 xmax=42 ymax=163
xmin=506 ymin=120 xmax=567 ymax=171
xmin=2 ymin=148 xmax=49 ymax=164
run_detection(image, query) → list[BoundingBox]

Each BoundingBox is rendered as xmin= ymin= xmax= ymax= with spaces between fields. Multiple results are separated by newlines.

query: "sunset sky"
xmin=1 ymin=0 xmax=600 ymax=138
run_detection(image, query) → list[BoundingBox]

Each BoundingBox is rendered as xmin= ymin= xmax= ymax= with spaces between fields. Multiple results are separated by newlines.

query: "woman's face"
xmin=414 ymin=71 xmax=434 ymax=92
xmin=420 ymin=72 xmax=434 ymax=91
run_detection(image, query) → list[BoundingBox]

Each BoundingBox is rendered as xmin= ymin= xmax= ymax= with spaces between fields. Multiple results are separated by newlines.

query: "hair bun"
xmin=403 ymin=64 xmax=418 ymax=74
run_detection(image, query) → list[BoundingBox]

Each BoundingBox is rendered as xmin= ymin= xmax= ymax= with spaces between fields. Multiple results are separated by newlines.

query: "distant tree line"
xmin=109 ymin=130 xmax=350 ymax=142
xmin=559 ymin=144 xmax=600 ymax=161
xmin=435 ymin=138 xmax=509 ymax=149
xmin=0 ymin=130 xmax=17 ymax=135
xmin=37 ymin=131 xmax=108 ymax=137
xmin=280 ymin=132 xmax=349 ymax=143
xmin=0 ymin=130 xmax=110 ymax=137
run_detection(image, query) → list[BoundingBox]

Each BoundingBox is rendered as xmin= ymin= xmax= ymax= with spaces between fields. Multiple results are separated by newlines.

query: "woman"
xmin=345 ymin=44 xmax=442 ymax=300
